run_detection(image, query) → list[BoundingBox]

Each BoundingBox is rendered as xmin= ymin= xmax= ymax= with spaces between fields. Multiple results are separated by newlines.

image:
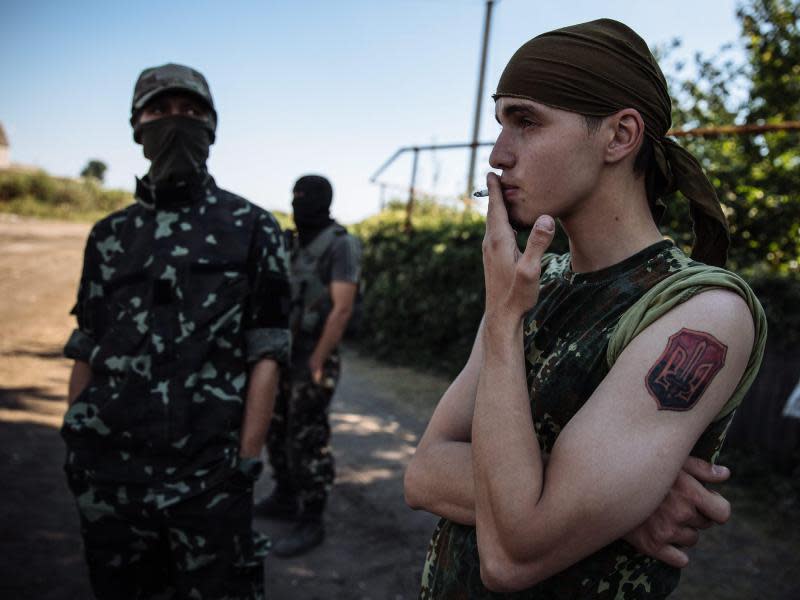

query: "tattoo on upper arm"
xmin=646 ymin=328 xmax=727 ymax=411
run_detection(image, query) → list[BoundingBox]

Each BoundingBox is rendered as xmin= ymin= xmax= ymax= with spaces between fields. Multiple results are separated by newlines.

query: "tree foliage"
xmin=354 ymin=1 xmax=799 ymax=371
xmin=352 ymin=199 xmax=570 ymax=374
xmin=660 ymin=0 xmax=799 ymax=275
xmin=352 ymin=199 xmax=488 ymax=373
xmin=80 ymin=159 xmax=108 ymax=182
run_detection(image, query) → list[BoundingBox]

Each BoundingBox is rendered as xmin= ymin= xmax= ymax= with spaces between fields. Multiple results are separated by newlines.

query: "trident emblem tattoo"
xmin=646 ymin=328 xmax=727 ymax=411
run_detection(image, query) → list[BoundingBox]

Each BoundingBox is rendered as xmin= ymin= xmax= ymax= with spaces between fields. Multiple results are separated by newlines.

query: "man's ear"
xmin=604 ymin=108 xmax=645 ymax=165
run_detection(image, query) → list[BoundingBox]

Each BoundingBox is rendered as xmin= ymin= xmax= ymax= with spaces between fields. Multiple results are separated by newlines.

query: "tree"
xmin=659 ymin=0 xmax=799 ymax=275
xmin=80 ymin=160 xmax=107 ymax=182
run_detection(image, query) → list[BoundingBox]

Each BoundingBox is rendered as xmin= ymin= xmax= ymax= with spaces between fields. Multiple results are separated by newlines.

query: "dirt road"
xmin=0 ymin=215 xmax=442 ymax=600
xmin=1 ymin=216 xmax=797 ymax=599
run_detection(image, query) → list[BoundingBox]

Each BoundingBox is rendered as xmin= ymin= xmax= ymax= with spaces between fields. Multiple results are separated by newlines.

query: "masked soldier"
xmin=61 ymin=63 xmax=290 ymax=599
xmin=256 ymin=175 xmax=361 ymax=557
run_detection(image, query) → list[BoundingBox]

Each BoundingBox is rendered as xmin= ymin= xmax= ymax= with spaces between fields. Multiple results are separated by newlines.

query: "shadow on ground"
xmin=256 ymin=351 xmax=440 ymax=600
xmin=0 ymin=411 xmax=91 ymax=600
xmin=0 ymin=386 xmax=65 ymax=407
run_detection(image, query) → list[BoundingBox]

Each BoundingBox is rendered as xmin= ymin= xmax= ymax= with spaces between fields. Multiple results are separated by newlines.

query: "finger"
xmin=518 ymin=215 xmax=555 ymax=276
xmin=673 ymin=469 xmax=731 ymax=525
xmin=681 ymin=456 xmax=730 ymax=483
xmin=671 ymin=527 xmax=700 ymax=548
xmin=677 ymin=468 xmax=731 ymax=524
xmin=484 ymin=173 xmax=512 ymax=237
xmin=649 ymin=545 xmax=689 ymax=569
xmin=685 ymin=513 xmax=714 ymax=530
xmin=695 ymin=489 xmax=731 ymax=525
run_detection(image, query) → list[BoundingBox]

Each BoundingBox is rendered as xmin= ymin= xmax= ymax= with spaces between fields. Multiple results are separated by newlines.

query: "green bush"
xmin=0 ymin=170 xmax=132 ymax=221
xmin=354 ymin=203 xmax=485 ymax=374
xmin=272 ymin=210 xmax=293 ymax=231
xmin=353 ymin=199 xmax=797 ymax=375
xmin=352 ymin=199 xmax=569 ymax=375
xmin=353 ymin=1 xmax=799 ymax=373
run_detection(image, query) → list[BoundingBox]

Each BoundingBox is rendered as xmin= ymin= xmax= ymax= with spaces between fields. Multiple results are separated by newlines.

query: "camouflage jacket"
xmin=421 ymin=241 xmax=737 ymax=600
xmin=62 ymin=176 xmax=290 ymax=505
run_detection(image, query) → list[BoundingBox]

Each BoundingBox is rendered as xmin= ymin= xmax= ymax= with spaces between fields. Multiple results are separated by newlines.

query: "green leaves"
xmin=0 ymin=170 xmax=131 ymax=221
xmin=355 ymin=1 xmax=800 ymax=368
xmin=353 ymin=199 xmax=568 ymax=374
xmin=662 ymin=0 xmax=799 ymax=277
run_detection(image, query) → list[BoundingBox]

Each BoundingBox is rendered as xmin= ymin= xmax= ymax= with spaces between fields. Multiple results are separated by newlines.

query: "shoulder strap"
xmin=300 ymin=223 xmax=346 ymax=261
xmin=606 ymin=265 xmax=767 ymax=420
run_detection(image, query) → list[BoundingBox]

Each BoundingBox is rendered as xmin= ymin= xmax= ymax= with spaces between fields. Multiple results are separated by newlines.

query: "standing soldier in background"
xmin=61 ymin=63 xmax=290 ymax=599
xmin=257 ymin=175 xmax=362 ymax=557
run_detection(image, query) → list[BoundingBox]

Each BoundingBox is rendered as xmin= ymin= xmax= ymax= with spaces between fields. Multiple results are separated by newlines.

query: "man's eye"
xmin=521 ymin=118 xmax=536 ymax=128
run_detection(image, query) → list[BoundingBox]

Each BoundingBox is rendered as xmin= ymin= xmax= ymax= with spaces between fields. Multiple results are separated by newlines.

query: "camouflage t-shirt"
xmin=61 ymin=176 xmax=290 ymax=507
xmin=421 ymin=241 xmax=736 ymax=599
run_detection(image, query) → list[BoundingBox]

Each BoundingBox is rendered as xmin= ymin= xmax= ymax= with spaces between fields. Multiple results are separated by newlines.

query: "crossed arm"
xmin=404 ymin=175 xmax=751 ymax=593
xmin=404 ymin=312 xmax=738 ymax=583
xmin=472 ymin=290 xmax=750 ymax=591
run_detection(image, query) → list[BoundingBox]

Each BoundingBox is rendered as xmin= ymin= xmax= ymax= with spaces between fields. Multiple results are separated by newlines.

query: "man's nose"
xmin=489 ymin=133 xmax=514 ymax=170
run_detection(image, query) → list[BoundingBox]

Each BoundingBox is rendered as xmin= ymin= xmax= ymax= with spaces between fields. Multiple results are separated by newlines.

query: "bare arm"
xmin=239 ymin=358 xmax=280 ymax=458
xmin=308 ymin=281 xmax=357 ymax=383
xmin=407 ymin=317 xmax=734 ymax=564
xmin=472 ymin=176 xmax=753 ymax=591
xmin=67 ymin=360 xmax=92 ymax=405
xmin=473 ymin=290 xmax=751 ymax=591
xmin=404 ymin=317 xmax=486 ymax=525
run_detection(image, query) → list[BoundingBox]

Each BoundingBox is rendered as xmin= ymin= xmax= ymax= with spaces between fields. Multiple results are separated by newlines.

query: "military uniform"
xmin=420 ymin=241 xmax=765 ymax=599
xmin=62 ymin=63 xmax=290 ymax=600
xmin=266 ymin=222 xmax=361 ymax=519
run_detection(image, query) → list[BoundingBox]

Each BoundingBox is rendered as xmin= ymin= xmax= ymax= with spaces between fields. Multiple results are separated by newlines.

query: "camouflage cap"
xmin=130 ymin=63 xmax=217 ymax=140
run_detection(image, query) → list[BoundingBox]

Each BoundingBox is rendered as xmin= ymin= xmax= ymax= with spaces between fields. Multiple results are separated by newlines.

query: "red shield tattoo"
xmin=646 ymin=328 xmax=727 ymax=411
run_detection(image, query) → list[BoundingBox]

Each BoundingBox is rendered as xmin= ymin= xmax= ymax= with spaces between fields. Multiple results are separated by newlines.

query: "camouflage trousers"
xmin=266 ymin=351 xmax=340 ymax=516
xmin=66 ymin=468 xmax=266 ymax=600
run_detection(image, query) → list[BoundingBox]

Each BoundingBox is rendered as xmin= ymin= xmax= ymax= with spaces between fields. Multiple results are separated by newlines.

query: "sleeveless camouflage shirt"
xmin=420 ymin=241 xmax=736 ymax=599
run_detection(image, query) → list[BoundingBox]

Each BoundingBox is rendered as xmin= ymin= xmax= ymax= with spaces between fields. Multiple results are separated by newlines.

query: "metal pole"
xmin=466 ymin=0 xmax=495 ymax=198
xmin=405 ymin=147 xmax=420 ymax=232
xmin=668 ymin=121 xmax=800 ymax=138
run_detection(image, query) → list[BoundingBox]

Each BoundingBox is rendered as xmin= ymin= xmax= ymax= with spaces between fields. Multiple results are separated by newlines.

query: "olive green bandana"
xmin=494 ymin=18 xmax=730 ymax=267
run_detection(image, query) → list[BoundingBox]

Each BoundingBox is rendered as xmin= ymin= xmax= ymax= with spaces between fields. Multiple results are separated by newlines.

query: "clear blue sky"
xmin=1 ymin=0 xmax=744 ymax=223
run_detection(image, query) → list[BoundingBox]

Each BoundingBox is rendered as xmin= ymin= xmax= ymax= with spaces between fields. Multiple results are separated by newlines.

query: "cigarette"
xmin=473 ymin=188 xmax=489 ymax=197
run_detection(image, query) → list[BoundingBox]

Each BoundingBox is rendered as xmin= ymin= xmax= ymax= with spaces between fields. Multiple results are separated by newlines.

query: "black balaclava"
xmin=135 ymin=115 xmax=213 ymax=189
xmin=292 ymin=175 xmax=334 ymax=247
